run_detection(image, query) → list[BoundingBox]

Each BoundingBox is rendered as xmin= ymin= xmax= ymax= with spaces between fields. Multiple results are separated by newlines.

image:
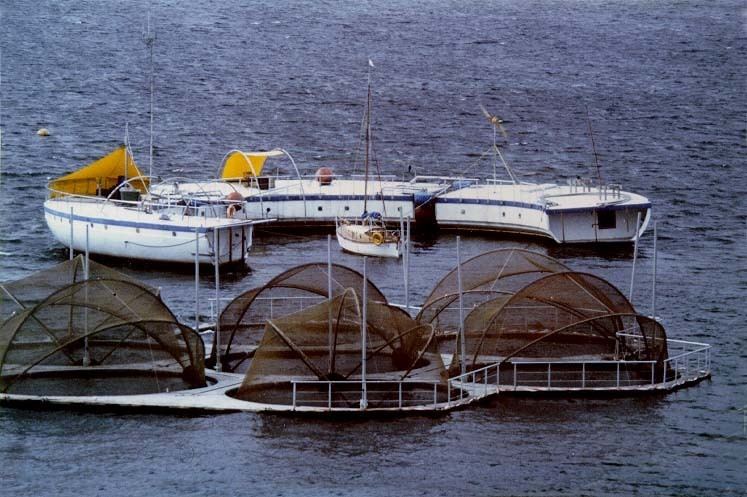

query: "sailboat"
xmin=335 ymin=61 xmax=402 ymax=259
xmin=43 ymin=16 xmax=266 ymax=268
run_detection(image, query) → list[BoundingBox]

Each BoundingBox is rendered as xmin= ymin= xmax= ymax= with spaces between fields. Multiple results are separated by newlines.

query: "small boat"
xmin=44 ymin=145 xmax=267 ymax=267
xmin=336 ymin=212 xmax=401 ymax=258
xmin=335 ymin=60 xmax=403 ymax=258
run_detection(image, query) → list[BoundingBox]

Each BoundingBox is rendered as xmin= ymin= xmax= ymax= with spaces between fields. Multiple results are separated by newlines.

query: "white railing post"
xmin=582 ymin=362 xmax=586 ymax=388
xmin=547 ymin=363 xmax=551 ymax=388
xmin=513 ymin=363 xmax=517 ymax=387
xmin=292 ymin=382 xmax=297 ymax=409
xmin=433 ymin=383 xmax=437 ymax=407
xmin=496 ymin=363 xmax=500 ymax=388
xmin=398 ymin=382 xmax=403 ymax=409
xmin=651 ymin=362 xmax=655 ymax=385
xmin=447 ymin=380 xmax=451 ymax=406
xmin=616 ymin=362 xmax=620 ymax=387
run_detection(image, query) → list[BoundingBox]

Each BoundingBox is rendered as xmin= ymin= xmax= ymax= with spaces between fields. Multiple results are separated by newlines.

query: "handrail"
xmin=289 ymin=378 xmax=445 ymax=410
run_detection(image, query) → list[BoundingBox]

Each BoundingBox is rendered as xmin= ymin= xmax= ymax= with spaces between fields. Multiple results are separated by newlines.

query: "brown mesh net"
xmin=417 ymin=249 xmax=569 ymax=331
xmin=234 ymin=289 xmax=447 ymax=407
xmin=0 ymin=260 xmax=205 ymax=395
xmin=456 ymin=271 xmax=636 ymax=368
xmin=214 ymin=262 xmax=387 ymax=372
xmin=0 ymin=255 xmax=156 ymax=321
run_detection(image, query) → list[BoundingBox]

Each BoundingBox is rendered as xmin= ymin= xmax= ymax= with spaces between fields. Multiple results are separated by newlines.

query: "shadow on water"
xmin=252 ymin=411 xmax=449 ymax=456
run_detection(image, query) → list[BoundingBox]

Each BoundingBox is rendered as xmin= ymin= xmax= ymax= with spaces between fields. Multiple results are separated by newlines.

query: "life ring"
xmin=227 ymin=204 xmax=238 ymax=218
xmin=371 ymin=231 xmax=384 ymax=245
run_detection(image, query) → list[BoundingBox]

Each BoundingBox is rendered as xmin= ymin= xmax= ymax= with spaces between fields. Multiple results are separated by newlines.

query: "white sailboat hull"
xmin=44 ymin=198 xmax=255 ymax=266
xmin=336 ymin=224 xmax=401 ymax=258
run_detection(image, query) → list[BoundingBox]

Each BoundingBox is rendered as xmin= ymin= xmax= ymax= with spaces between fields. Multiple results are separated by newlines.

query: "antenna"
xmin=144 ymin=5 xmax=156 ymax=182
xmin=585 ymin=105 xmax=602 ymax=186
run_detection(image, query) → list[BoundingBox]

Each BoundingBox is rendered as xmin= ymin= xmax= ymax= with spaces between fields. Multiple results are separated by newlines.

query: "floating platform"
xmin=0 ymin=337 xmax=711 ymax=415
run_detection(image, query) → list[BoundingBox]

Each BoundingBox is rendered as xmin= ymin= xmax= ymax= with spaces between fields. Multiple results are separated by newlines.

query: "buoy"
xmin=37 ymin=128 xmax=50 ymax=137
xmin=315 ymin=167 xmax=334 ymax=185
xmin=371 ymin=231 xmax=384 ymax=245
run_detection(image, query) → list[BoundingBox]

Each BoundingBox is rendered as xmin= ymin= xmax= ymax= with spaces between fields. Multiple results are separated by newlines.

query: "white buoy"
xmin=37 ymin=128 xmax=50 ymax=137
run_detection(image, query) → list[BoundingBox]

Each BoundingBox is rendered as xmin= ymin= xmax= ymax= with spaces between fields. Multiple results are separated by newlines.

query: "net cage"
xmin=213 ymin=262 xmax=388 ymax=373
xmin=0 ymin=257 xmax=205 ymax=396
xmin=452 ymin=272 xmax=668 ymax=385
xmin=417 ymin=248 xmax=570 ymax=335
xmin=233 ymin=289 xmax=449 ymax=409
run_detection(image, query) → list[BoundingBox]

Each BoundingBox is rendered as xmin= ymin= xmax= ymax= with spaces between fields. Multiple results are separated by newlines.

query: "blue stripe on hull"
xmin=45 ymin=205 xmax=221 ymax=233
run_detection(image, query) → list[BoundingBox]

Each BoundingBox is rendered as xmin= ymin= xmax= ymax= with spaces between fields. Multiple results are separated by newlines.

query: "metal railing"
xmin=289 ymin=379 xmax=446 ymax=410
xmin=207 ymin=295 xmax=326 ymax=322
xmin=662 ymin=338 xmax=711 ymax=384
xmin=449 ymin=336 xmax=711 ymax=392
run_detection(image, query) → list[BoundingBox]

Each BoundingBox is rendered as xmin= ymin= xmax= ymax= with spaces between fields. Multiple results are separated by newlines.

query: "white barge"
xmin=170 ymin=149 xmax=652 ymax=244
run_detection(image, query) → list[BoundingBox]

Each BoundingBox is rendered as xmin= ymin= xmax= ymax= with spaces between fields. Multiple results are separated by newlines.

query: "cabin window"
xmin=597 ymin=210 xmax=616 ymax=230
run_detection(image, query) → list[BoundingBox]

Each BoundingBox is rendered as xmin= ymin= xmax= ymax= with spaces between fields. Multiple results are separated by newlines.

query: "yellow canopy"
xmin=49 ymin=146 xmax=149 ymax=198
xmin=220 ymin=150 xmax=284 ymax=180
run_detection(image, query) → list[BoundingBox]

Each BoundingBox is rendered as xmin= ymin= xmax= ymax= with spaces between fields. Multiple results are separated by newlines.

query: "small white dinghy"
xmin=336 ymin=213 xmax=401 ymax=258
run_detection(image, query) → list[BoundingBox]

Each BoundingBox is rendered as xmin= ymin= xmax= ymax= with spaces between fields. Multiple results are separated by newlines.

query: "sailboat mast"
xmin=363 ymin=64 xmax=372 ymax=214
xmin=145 ymin=8 xmax=155 ymax=182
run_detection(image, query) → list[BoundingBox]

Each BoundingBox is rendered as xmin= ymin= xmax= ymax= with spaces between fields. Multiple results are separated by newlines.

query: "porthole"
xmin=344 ymin=206 xmax=350 ymax=211
xmin=518 ymin=213 xmax=522 ymax=219
xmin=172 ymin=231 xmax=177 ymax=237
xmin=502 ymin=212 xmax=506 ymax=217
xmin=266 ymin=207 xmax=271 ymax=213
xmin=461 ymin=209 xmax=466 ymax=215
xmin=317 ymin=206 xmax=323 ymax=211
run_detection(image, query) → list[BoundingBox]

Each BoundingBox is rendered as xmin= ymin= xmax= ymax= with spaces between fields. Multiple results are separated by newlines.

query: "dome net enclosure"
xmin=214 ymin=263 xmax=388 ymax=372
xmin=455 ymin=271 xmax=637 ymax=367
xmin=0 ymin=258 xmax=205 ymax=396
xmin=0 ymin=255 xmax=156 ymax=321
xmin=417 ymin=249 xmax=570 ymax=335
xmin=233 ymin=289 xmax=448 ymax=409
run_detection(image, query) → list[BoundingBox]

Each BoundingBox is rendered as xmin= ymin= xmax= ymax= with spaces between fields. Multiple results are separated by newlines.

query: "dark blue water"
xmin=1 ymin=1 xmax=745 ymax=495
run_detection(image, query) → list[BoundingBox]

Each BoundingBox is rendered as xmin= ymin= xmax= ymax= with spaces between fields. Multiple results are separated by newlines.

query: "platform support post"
xmin=327 ymin=235 xmax=333 ymax=373
xmin=214 ymin=229 xmax=222 ymax=372
xmin=457 ymin=236 xmax=466 ymax=379
xmin=652 ymin=221 xmax=658 ymax=318
xmin=195 ymin=229 xmax=200 ymax=332
xmin=360 ymin=257 xmax=368 ymax=409
xmin=629 ymin=212 xmax=641 ymax=302
xmin=83 ymin=224 xmax=90 ymax=367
